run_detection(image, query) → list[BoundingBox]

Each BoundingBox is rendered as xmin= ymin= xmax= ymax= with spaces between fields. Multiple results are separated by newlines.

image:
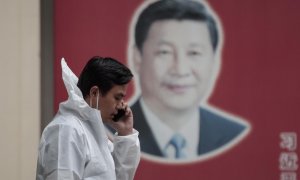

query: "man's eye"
xmin=160 ymin=50 xmax=170 ymax=54
xmin=188 ymin=51 xmax=202 ymax=56
xmin=115 ymin=96 xmax=122 ymax=101
xmin=157 ymin=50 xmax=172 ymax=55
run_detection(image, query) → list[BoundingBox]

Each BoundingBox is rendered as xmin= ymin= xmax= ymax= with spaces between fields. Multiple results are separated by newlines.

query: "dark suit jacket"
xmin=132 ymin=100 xmax=246 ymax=157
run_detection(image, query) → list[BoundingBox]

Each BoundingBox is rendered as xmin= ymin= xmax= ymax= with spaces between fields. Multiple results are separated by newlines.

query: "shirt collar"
xmin=140 ymin=98 xmax=173 ymax=151
xmin=140 ymin=98 xmax=200 ymax=158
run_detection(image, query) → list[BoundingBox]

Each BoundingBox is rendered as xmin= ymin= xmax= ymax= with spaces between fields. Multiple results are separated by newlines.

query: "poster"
xmin=54 ymin=0 xmax=300 ymax=179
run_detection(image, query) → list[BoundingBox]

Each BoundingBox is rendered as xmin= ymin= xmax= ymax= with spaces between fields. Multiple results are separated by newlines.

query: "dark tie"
xmin=169 ymin=133 xmax=186 ymax=159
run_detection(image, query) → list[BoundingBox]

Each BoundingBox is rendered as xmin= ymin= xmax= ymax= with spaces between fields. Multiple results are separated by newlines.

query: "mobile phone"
xmin=112 ymin=109 xmax=126 ymax=122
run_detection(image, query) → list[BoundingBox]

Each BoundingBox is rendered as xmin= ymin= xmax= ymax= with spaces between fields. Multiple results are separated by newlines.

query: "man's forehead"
xmin=145 ymin=20 xmax=212 ymax=47
xmin=150 ymin=19 xmax=208 ymax=29
xmin=110 ymin=84 xmax=127 ymax=95
xmin=148 ymin=20 xmax=209 ymax=37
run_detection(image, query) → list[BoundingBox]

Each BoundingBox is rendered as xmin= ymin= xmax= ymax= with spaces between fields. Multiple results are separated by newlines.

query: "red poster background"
xmin=54 ymin=0 xmax=300 ymax=179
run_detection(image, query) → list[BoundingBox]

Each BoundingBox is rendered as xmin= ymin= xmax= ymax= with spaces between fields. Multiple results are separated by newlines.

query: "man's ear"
xmin=133 ymin=45 xmax=142 ymax=73
xmin=89 ymin=86 xmax=99 ymax=97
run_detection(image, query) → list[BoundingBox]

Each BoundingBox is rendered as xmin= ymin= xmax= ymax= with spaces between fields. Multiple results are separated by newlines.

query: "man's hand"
xmin=109 ymin=102 xmax=134 ymax=136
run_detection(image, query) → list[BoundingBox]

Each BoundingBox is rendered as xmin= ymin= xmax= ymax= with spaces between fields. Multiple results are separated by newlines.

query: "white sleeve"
xmin=36 ymin=124 xmax=86 ymax=180
xmin=112 ymin=129 xmax=141 ymax=180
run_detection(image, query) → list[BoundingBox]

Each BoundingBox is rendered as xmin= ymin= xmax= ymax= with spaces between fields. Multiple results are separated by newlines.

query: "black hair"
xmin=77 ymin=56 xmax=133 ymax=97
xmin=135 ymin=0 xmax=219 ymax=51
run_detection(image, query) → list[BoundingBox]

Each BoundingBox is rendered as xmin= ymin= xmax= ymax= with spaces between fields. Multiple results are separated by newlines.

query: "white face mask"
xmin=90 ymin=93 xmax=99 ymax=109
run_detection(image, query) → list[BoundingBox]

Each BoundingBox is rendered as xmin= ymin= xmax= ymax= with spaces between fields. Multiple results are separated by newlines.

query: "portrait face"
xmin=98 ymin=84 xmax=128 ymax=122
xmin=134 ymin=20 xmax=216 ymax=112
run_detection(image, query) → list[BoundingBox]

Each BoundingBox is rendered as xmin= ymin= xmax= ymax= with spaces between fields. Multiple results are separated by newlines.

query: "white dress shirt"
xmin=140 ymin=98 xmax=200 ymax=159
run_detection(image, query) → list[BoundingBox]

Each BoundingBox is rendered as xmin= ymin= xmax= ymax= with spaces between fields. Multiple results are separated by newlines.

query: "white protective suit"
xmin=36 ymin=59 xmax=140 ymax=180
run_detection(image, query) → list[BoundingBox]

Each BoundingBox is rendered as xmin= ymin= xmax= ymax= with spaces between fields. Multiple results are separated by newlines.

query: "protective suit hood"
xmin=59 ymin=58 xmax=108 ymax=147
xmin=59 ymin=58 xmax=97 ymax=121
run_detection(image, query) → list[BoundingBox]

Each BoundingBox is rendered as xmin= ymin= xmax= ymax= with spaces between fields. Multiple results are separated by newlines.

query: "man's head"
xmin=135 ymin=0 xmax=219 ymax=52
xmin=132 ymin=0 xmax=221 ymax=112
xmin=78 ymin=56 xmax=133 ymax=121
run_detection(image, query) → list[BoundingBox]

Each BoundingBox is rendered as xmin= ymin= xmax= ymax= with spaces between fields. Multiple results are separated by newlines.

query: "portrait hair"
xmin=134 ymin=0 xmax=219 ymax=52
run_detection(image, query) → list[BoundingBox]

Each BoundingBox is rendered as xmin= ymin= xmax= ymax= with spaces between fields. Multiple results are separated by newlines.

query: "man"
xmin=128 ymin=0 xmax=250 ymax=160
xmin=36 ymin=56 xmax=140 ymax=179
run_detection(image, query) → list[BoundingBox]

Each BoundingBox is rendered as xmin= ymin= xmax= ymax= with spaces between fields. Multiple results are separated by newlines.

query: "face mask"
xmin=90 ymin=92 xmax=99 ymax=109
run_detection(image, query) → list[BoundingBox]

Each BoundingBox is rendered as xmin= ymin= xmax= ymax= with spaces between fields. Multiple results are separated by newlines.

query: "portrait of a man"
xmin=127 ymin=0 xmax=251 ymax=161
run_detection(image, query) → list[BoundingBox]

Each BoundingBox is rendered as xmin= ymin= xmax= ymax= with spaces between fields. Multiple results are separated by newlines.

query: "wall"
xmin=0 ymin=0 xmax=40 ymax=179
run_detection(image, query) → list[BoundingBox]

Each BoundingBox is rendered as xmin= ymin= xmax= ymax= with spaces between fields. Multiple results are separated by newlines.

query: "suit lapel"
xmin=132 ymin=100 xmax=164 ymax=156
xmin=198 ymin=107 xmax=246 ymax=155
